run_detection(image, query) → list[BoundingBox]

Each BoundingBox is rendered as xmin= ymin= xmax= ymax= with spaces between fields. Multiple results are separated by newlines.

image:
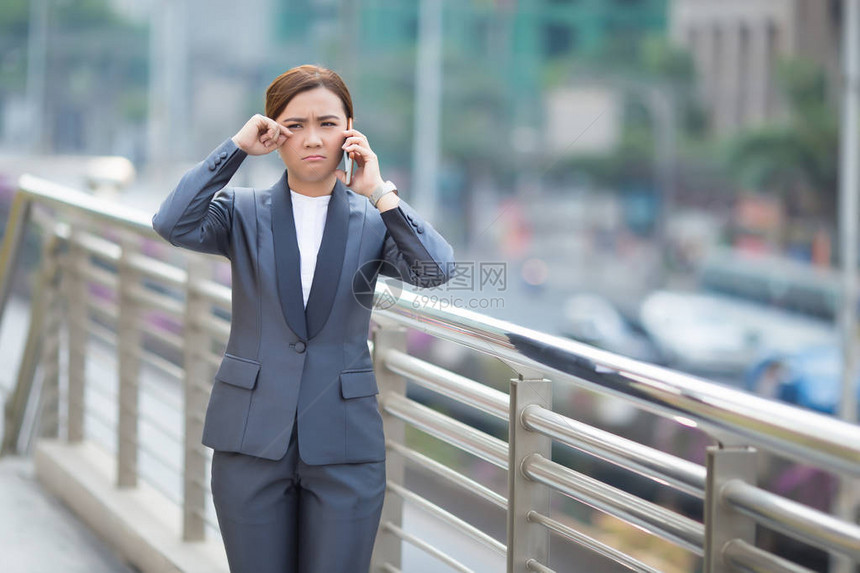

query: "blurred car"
xmin=639 ymin=290 xmax=836 ymax=375
xmin=560 ymin=293 xmax=663 ymax=363
xmin=744 ymin=345 xmax=860 ymax=415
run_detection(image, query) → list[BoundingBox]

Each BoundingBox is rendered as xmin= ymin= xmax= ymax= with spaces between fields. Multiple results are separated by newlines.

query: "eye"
xmin=322 ymin=121 xmax=336 ymax=127
xmin=287 ymin=123 xmax=301 ymax=129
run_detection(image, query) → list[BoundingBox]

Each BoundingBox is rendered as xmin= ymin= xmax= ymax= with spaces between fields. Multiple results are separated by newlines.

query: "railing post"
xmin=1 ymin=228 xmax=62 ymax=456
xmin=370 ymin=321 xmax=407 ymax=572
xmin=64 ymin=228 xmax=87 ymax=443
xmin=507 ymin=374 xmax=552 ymax=573
xmin=704 ymin=445 xmax=757 ymax=573
xmin=38 ymin=234 xmax=63 ymax=440
xmin=0 ymin=194 xmax=33 ymax=327
xmin=182 ymin=257 xmax=210 ymax=541
xmin=117 ymin=236 xmax=141 ymax=488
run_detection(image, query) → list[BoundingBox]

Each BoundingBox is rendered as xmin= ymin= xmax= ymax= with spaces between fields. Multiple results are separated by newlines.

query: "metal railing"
xmin=1 ymin=174 xmax=859 ymax=572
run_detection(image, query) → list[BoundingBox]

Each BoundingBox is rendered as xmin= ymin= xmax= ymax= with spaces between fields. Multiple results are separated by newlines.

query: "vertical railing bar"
xmin=182 ymin=256 xmax=209 ymax=542
xmin=0 ymin=193 xmax=33 ymax=327
xmin=116 ymin=235 xmax=141 ymax=488
xmin=64 ymin=227 xmax=87 ymax=443
xmin=507 ymin=374 xmax=552 ymax=572
xmin=704 ymin=445 xmax=757 ymax=573
xmin=370 ymin=324 xmax=408 ymax=571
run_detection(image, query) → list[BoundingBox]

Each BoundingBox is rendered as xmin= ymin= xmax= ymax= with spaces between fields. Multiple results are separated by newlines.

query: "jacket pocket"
xmin=215 ymin=353 xmax=261 ymax=390
xmin=340 ymin=369 xmax=378 ymax=399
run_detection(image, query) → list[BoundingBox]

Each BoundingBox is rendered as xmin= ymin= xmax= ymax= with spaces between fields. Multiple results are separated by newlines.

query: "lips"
xmin=302 ymin=155 xmax=326 ymax=161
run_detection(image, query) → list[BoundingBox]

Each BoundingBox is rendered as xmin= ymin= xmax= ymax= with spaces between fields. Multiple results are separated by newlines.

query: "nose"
xmin=304 ymin=126 xmax=322 ymax=147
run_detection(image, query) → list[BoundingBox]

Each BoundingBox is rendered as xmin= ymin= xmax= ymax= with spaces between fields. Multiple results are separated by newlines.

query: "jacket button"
xmin=219 ymin=151 xmax=228 ymax=159
xmin=208 ymin=163 xmax=217 ymax=171
xmin=293 ymin=341 xmax=306 ymax=353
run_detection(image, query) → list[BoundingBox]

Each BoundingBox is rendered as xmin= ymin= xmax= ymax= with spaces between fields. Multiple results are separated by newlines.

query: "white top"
xmin=290 ymin=190 xmax=331 ymax=308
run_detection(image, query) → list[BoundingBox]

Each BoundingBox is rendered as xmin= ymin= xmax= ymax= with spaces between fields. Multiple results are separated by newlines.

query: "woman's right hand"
xmin=231 ymin=114 xmax=291 ymax=155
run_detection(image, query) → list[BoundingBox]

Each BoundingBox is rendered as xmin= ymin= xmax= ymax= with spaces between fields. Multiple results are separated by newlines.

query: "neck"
xmin=289 ymin=174 xmax=337 ymax=197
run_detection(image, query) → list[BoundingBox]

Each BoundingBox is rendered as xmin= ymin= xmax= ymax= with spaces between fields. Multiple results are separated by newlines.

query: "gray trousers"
xmin=210 ymin=420 xmax=386 ymax=573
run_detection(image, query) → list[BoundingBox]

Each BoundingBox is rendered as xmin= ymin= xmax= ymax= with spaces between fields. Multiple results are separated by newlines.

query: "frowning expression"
xmin=275 ymin=87 xmax=349 ymax=184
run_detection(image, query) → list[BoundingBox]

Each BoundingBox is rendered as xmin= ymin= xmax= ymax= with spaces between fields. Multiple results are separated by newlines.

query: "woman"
xmin=152 ymin=65 xmax=453 ymax=573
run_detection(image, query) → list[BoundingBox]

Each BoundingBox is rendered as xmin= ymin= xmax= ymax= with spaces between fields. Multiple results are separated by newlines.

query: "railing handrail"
xmin=375 ymin=290 xmax=860 ymax=478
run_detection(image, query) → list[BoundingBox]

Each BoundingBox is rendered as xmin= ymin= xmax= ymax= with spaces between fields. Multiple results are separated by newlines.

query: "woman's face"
xmin=274 ymin=87 xmax=348 ymax=184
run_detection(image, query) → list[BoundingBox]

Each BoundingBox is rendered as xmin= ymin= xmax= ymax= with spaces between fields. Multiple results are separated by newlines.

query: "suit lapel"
xmin=305 ymin=178 xmax=348 ymax=339
xmin=271 ymin=174 xmax=349 ymax=341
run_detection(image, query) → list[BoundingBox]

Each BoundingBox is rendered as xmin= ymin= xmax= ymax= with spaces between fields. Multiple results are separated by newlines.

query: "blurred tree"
xmin=726 ymin=59 xmax=839 ymax=223
xmin=547 ymin=36 xmax=701 ymax=190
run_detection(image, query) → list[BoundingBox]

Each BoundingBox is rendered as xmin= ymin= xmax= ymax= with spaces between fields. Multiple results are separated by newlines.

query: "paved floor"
xmin=0 ymin=456 xmax=134 ymax=573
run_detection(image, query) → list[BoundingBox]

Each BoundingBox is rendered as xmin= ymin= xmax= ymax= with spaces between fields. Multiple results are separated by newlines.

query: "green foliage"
xmin=725 ymin=59 xmax=838 ymax=218
xmin=0 ymin=0 xmax=28 ymax=35
xmin=546 ymin=34 xmax=697 ymax=189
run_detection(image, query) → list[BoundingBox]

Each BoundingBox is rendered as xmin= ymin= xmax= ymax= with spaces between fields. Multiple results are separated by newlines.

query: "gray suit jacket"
xmin=152 ymin=138 xmax=454 ymax=463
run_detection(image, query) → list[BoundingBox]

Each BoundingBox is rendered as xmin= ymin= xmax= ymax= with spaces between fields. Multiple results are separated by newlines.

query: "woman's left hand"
xmin=335 ymin=128 xmax=384 ymax=197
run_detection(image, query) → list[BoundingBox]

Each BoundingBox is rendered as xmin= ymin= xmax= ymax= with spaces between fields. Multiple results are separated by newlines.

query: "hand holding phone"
xmin=343 ymin=118 xmax=354 ymax=186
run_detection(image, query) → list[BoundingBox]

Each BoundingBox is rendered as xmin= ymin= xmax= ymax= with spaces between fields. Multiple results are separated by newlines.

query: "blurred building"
xmin=273 ymin=0 xmax=666 ymax=143
xmin=670 ymin=0 xmax=839 ymax=134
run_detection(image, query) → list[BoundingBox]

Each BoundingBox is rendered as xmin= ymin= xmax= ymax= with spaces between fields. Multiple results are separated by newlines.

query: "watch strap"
xmin=370 ymin=180 xmax=398 ymax=206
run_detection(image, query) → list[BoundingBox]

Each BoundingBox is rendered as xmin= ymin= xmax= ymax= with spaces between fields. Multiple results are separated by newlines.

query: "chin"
xmin=289 ymin=166 xmax=336 ymax=183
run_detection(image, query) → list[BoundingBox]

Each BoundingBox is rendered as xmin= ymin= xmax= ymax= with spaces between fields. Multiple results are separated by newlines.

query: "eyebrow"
xmin=281 ymin=115 xmax=342 ymax=123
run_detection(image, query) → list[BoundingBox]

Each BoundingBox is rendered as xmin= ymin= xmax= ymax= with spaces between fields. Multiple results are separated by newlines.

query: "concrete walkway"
xmin=0 ymin=456 xmax=134 ymax=573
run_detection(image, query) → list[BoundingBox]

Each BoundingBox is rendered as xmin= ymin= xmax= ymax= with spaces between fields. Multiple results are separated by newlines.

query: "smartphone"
xmin=343 ymin=117 xmax=354 ymax=186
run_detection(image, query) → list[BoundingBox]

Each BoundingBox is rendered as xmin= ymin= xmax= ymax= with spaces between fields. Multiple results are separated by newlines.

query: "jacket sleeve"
xmin=379 ymin=198 xmax=455 ymax=288
xmin=151 ymin=138 xmax=247 ymax=258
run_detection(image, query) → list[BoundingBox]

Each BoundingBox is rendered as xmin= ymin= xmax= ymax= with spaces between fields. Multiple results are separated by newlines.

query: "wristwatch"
xmin=369 ymin=180 xmax=398 ymax=207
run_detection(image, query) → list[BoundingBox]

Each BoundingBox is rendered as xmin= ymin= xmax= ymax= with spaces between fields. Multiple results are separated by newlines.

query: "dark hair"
xmin=265 ymin=65 xmax=353 ymax=121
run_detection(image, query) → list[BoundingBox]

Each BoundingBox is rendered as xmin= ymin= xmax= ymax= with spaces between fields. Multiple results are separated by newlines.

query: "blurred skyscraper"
xmin=671 ymin=0 xmax=839 ymax=134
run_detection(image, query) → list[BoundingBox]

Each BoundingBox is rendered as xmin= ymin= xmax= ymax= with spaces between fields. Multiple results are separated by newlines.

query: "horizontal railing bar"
xmin=76 ymin=263 xmax=118 ymax=290
xmin=138 ymin=412 xmax=183 ymax=444
xmin=527 ymin=510 xmax=661 ymax=573
xmin=722 ymin=539 xmax=815 ymax=573
xmin=387 ymin=481 xmax=506 ymax=555
xmin=128 ymin=284 xmax=185 ymax=316
xmin=83 ymin=318 xmax=117 ymax=348
xmin=126 ymin=253 xmax=186 ymax=288
xmin=386 ymin=441 xmax=507 ymax=510
xmin=525 ymin=559 xmax=555 ymax=573
xmin=141 ymin=326 xmax=185 ymax=354
xmin=138 ymin=442 xmax=183 ymax=476
xmin=88 ymin=299 xmax=119 ymax=323
xmin=70 ymin=230 xmax=121 ymax=262
xmin=381 ymin=522 xmax=473 ymax=573
xmin=383 ymin=394 xmax=508 ymax=468
xmin=382 ymin=348 xmax=509 ymax=420
xmin=197 ymin=312 xmax=230 ymax=342
xmin=192 ymin=279 xmax=231 ymax=309
xmin=137 ymin=348 xmax=184 ymax=383
xmin=84 ymin=407 xmax=117 ymax=432
xmin=83 ymin=381 xmax=118 ymax=405
xmin=375 ymin=288 xmax=860 ymax=478
xmin=522 ymin=404 xmax=706 ymax=498
xmin=204 ymin=351 xmax=223 ymax=371
xmin=523 ymin=453 xmax=704 ymax=555
xmin=137 ymin=471 xmax=183 ymax=507
xmin=19 ymin=175 xmax=159 ymax=235
xmin=722 ymin=479 xmax=860 ymax=560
